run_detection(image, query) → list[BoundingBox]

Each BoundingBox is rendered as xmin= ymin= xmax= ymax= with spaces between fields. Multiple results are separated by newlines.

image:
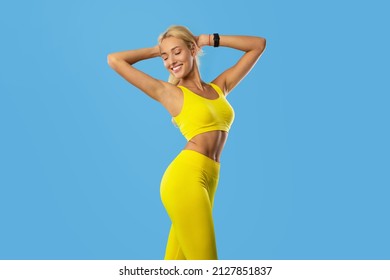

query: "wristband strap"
xmin=213 ymin=33 xmax=220 ymax=47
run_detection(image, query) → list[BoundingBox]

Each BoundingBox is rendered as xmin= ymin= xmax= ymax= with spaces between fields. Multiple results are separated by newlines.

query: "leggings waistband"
xmin=178 ymin=149 xmax=220 ymax=175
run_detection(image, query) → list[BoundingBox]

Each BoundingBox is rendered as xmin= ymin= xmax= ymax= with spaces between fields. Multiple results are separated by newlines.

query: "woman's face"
xmin=159 ymin=37 xmax=195 ymax=80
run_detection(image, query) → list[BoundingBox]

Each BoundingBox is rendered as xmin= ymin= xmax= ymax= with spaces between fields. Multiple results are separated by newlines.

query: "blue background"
xmin=1 ymin=0 xmax=389 ymax=260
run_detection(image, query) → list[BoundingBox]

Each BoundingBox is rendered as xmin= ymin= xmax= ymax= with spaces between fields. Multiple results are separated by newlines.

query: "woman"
xmin=107 ymin=25 xmax=266 ymax=260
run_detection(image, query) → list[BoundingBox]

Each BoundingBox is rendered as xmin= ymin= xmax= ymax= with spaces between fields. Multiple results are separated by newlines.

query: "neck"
xmin=178 ymin=62 xmax=205 ymax=90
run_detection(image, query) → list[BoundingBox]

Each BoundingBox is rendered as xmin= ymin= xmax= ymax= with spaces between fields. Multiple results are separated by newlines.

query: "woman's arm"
xmin=107 ymin=46 xmax=171 ymax=102
xmin=198 ymin=34 xmax=266 ymax=95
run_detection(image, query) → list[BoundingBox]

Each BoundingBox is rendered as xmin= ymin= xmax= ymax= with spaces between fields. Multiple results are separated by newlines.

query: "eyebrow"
xmin=160 ymin=46 xmax=180 ymax=55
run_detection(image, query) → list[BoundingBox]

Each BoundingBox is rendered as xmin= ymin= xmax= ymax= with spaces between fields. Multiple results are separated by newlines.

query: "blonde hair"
xmin=158 ymin=25 xmax=202 ymax=85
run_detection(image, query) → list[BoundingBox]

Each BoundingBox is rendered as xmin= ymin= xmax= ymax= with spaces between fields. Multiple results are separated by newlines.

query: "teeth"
xmin=172 ymin=65 xmax=182 ymax=72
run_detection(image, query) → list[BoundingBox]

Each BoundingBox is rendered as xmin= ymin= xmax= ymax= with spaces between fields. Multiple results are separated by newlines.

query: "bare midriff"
xmin=183 ymin=130 xmax=228 ymax=163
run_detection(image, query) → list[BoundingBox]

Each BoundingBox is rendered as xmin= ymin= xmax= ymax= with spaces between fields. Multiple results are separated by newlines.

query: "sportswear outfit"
xmin=160 ymin=83 xmax=234 ymax=260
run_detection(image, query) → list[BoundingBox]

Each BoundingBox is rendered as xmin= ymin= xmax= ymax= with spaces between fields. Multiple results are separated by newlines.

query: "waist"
xmin=184 ymin=130 xmax=228 ymax=163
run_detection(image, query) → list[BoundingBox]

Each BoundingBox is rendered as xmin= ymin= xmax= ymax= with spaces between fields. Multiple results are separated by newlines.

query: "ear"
xmin=190 ymin=43 xmax=199 ymax=57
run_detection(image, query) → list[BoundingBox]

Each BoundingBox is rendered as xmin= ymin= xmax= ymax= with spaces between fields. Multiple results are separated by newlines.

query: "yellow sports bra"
xmin=172 ymin=83 xmax=235 ymax=141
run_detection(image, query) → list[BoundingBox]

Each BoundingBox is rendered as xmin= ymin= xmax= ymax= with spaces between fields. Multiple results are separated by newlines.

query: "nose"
xmin=169 ymin=59 xmax=176 ymax=67
xmin=168 ymin=56 xmax=176 ymax=67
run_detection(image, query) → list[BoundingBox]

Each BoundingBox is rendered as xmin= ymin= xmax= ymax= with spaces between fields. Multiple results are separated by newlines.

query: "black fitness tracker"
xmin=213 ymin=33 xmax=220 ymax=47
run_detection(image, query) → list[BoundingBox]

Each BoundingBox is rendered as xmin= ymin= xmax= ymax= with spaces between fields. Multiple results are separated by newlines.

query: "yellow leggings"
xmin=160 ymin=149 xmax=220 ymax=260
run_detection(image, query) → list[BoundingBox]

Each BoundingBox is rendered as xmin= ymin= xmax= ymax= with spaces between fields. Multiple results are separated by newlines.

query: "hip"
xmin=160 ymin=149 xmax=220 ymax=192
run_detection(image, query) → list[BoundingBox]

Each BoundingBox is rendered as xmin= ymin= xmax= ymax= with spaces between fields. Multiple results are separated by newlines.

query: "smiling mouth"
xmin=171 ymin=64 xmax=183 ymax=73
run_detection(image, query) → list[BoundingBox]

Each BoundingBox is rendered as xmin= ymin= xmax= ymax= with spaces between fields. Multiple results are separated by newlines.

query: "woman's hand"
xmin=195 ymin=34 xmax=211 ymax=48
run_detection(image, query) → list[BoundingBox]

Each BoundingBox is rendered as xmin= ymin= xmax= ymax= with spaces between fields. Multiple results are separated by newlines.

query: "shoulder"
xmin=210 ymin=79 xmax=228 ymax=96
xmin=209 ymin=82 xmax=224 ymax=96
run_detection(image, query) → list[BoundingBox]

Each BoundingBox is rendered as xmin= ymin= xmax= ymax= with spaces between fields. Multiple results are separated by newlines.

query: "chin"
xmin=171 ymin=72 xmax=185 ymax=79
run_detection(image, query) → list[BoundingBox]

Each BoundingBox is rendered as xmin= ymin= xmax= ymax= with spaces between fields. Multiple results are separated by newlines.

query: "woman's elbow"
xmin=256 ymin=37 xmax=266 ymax=53
xmin=107 ymin=53 xmax=119 ymax=68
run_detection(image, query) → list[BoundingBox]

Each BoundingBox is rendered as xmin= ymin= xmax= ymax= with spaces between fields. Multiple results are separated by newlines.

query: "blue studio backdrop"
xmin=1 ymin=0 xmax=389 ymax=259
